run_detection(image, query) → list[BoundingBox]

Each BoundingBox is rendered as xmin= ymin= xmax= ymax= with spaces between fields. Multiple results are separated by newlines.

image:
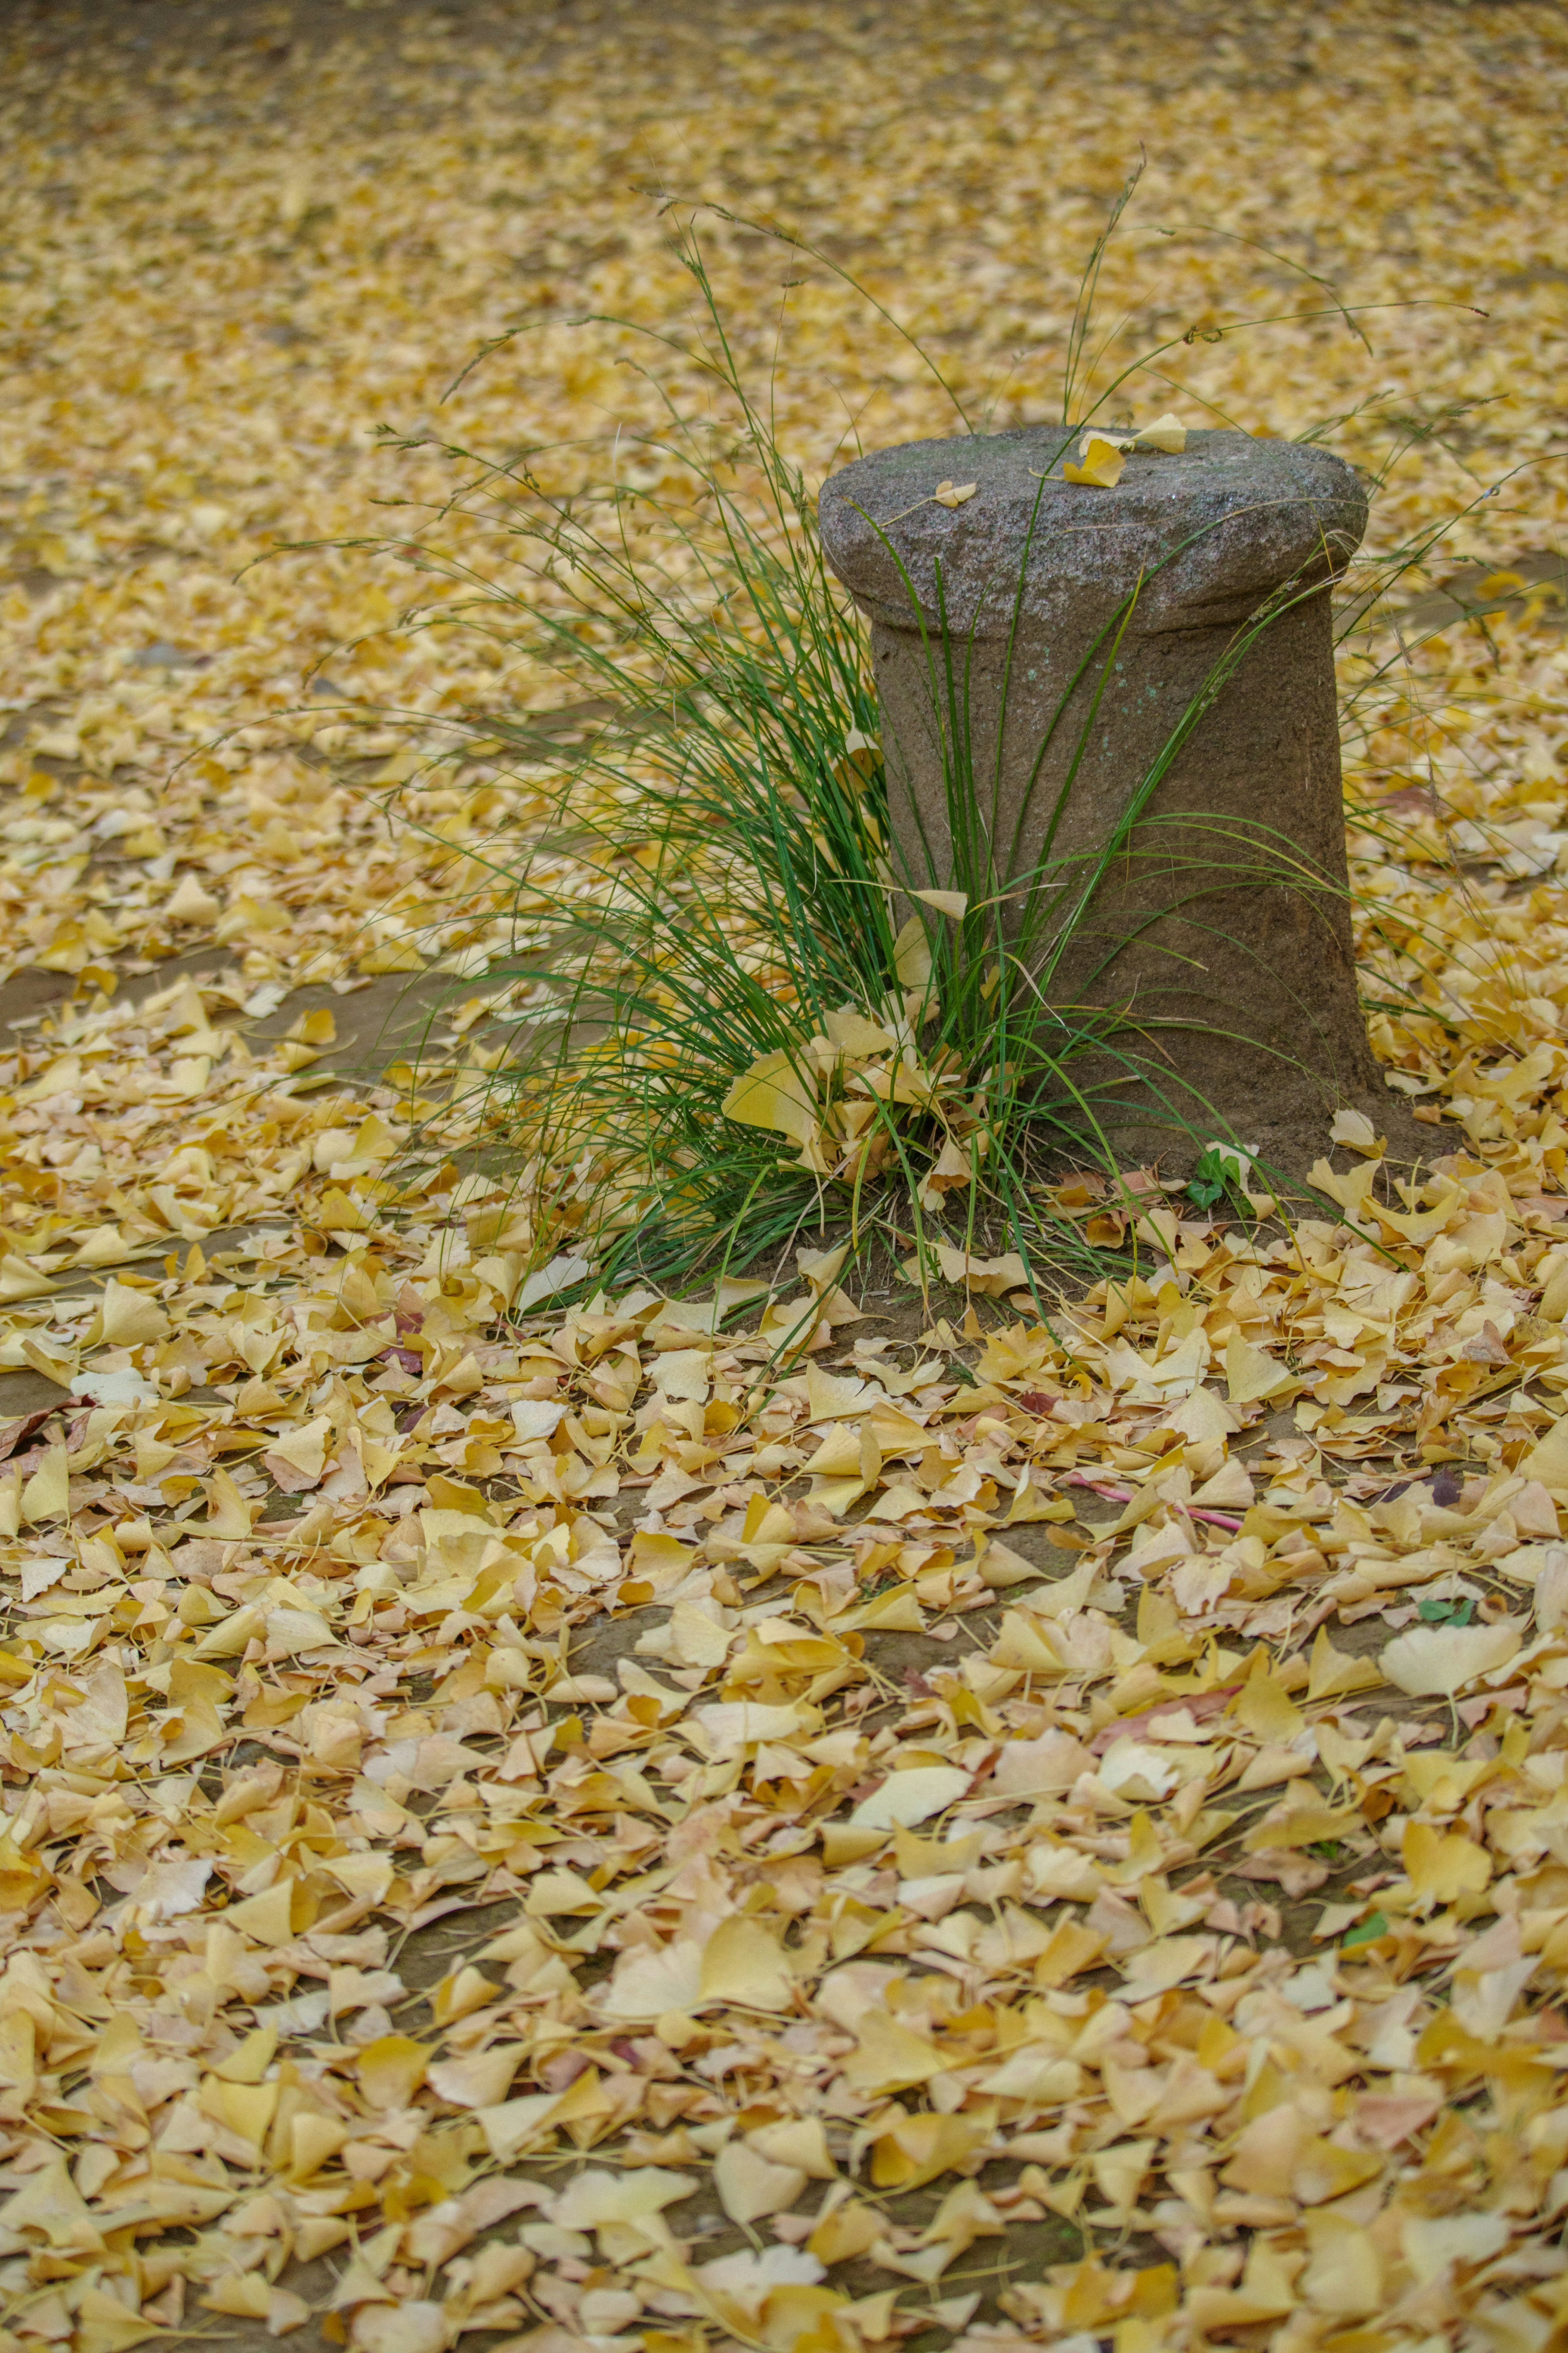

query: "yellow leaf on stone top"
xmin=1062 ymin=435 xmax=1127 ymax=488
xmin=931 ymin=480 xmax=977 ymax=508
xmin=1136 ymin=411 xmax=1188 ymax=452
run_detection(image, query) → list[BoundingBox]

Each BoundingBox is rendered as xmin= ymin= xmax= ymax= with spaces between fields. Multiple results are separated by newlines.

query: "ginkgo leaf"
xmin=1225 ymin=1332 xmax=1295 ymax=1405
xmin=1381 ymin=1619 xmax=1521 ymax=1696
xmin=1521 ymin=1415 xmax=1568 ymax=1491
xmin=909 ymin=888 xmax=968 ymax=918
xmin=601 ymin=1938 xmax=704 ymax=2021
xmin=97 ymin=1278 xmax=171 ymax=1347
xmin=869 ymin=2112 xmax=990 ymax=2192
xmin=822 ymin=1006 xmax=896 ymax=1055
xmin=842 ymin=2010 xmax=945 ymax=2094
xmin=892 ymin=913 xmax=933 ymax=986
xmin=699 ymin=1915 xmax=795 ymax=2010
xmin=721 ymin=1049 xmax=819 ymax=1146
xmin=931 ymin=479 xmax=977 ymax=508
xmin=713 ymin=2140 xmax=806 ymax=2223
xmin=1062 ymin=434 xmax=1127 ymax=487
xmin=1135 ymin=411 xmax=1188 ymax=451
xmin=549 ymin=2167 xmax=696 ymax=2229
xmin=850 ymin=1764 xmax=971 ymax=1829
xmin=1403 ymin=1818 xmax=1492 ymax=1902
xmin=931 ymin=1243 xmax=1027 ymax=1294
xmin=746 ymin=2117 xmax=835 ymax=2179
xmin=1329 ymin=1106 xmax=1384 ymax=1155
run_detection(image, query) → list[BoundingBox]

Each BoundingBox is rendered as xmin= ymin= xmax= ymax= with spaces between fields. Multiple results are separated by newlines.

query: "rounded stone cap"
xmin=817 ymin=424 xmax=1368 ymax=640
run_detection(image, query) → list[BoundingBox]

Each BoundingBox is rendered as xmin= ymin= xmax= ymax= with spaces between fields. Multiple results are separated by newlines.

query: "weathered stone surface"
xmin=818 ymin=424 xmax=1408 ymax=1177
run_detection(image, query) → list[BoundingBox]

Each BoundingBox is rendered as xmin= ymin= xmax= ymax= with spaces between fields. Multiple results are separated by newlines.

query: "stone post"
xmin=817 ymin=424 xmax=1402 ymax=1178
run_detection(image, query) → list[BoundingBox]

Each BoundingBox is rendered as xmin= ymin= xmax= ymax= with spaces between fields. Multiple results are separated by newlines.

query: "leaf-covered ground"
xmin=3 ymin=6 xmax=1568 ymax=2353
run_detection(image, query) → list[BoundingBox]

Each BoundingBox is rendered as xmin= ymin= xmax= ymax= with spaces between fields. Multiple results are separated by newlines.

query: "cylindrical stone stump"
xmin=817 ymin=424 xmax=1398 ymax=1177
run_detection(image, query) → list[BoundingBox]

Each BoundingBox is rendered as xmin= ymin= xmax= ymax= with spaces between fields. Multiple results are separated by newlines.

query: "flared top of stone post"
xmin=817 ymin=425 xmax=1368 ymax=640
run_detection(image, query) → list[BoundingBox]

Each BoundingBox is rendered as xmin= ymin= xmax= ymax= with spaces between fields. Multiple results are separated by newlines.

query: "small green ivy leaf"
xmin=1417 ymin=1594 xmax=1474 ymax=1626
xmin=1186 ymin=1145 xmax=1245 ymax=1213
